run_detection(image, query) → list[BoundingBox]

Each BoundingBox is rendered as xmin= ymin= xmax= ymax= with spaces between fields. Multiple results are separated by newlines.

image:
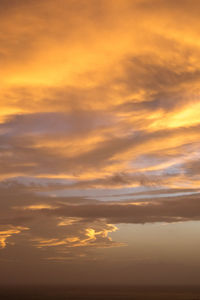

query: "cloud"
xmin=1 ymin=179 xmax=200 ymax=258
xmin=1 ymin=0 xmax=200 ymax=280
xmin=182 ymin=159 xmax=200 ymax=176
xmin=0 ymin=226 xmax=29 ymax=249
xmin=36 ymin=194 xmax=200 ymax=224
xmin=32 ymin=221 xmax=120 ymax=250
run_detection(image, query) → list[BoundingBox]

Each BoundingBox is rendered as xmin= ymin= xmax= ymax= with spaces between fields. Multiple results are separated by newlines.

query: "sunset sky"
xmin=1 ymin=0 xmax=200 ymax=286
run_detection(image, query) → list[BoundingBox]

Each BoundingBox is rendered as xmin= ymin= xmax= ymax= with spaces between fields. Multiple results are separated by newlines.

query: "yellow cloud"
xmin=0 ymin=226 xmax=29 ymax=248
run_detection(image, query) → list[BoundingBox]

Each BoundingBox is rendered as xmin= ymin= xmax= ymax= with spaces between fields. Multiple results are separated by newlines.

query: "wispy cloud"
xmin=1 ymin=0 xmax=200 ymax=284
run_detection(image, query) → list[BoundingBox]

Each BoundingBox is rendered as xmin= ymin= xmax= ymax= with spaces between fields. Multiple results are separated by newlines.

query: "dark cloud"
xmin=1 ymin=178 xmax=200 ymax=263
xmin=39 ymin=194 xmax=200 ymax=224
xmin=1 ymin=111 xmax=112 ymax=137
xmin=182 ymin=159 xmax=200 ymax=176
xmin=0 ymin=123 xmax=199 ymax=177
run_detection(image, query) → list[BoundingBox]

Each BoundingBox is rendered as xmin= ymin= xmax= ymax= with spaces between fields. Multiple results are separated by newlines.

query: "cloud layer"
xmin=1 ymin=0 xmax=200 ymax=284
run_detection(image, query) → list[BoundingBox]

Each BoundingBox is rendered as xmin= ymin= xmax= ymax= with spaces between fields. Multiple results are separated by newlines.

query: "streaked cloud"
xmin=1 ymin=0 xmax=200 ymax=285
xmin=0 ymin=226 xmax=29 ymax=249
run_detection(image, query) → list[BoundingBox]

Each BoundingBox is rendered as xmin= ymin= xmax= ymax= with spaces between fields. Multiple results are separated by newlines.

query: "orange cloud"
xmin=1 ymin=0 xmax=200 ymax=282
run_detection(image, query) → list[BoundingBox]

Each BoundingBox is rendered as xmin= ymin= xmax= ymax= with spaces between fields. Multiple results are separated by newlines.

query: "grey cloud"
xmin=39 ymin=194 xmax=200 ymax=224
xmin=182 ymin=159 xmax=200 ymax=176
xmin=64 ymin=172 xmax=163 ymax=189
xmin=115 ymin=55 xmax=200 ymax=116
xmin=1 ymin=179 xmax=200 ymax=263
xmin=0 ymin=123 xmax=200 ymax=177
xmin=1 ymin=111 xmax=112 ymax=137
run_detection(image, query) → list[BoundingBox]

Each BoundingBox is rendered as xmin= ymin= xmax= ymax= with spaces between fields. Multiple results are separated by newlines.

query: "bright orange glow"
xmin=1 ymin=0 xmax=200 ymax=285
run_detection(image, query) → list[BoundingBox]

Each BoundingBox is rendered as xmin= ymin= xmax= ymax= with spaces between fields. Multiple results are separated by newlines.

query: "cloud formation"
xmin=1 ymin=0 xmax=200 ymax=284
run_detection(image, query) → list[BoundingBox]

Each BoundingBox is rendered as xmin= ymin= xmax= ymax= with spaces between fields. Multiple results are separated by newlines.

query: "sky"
xmin=1 ymin=0 xmax=200 ymax=286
